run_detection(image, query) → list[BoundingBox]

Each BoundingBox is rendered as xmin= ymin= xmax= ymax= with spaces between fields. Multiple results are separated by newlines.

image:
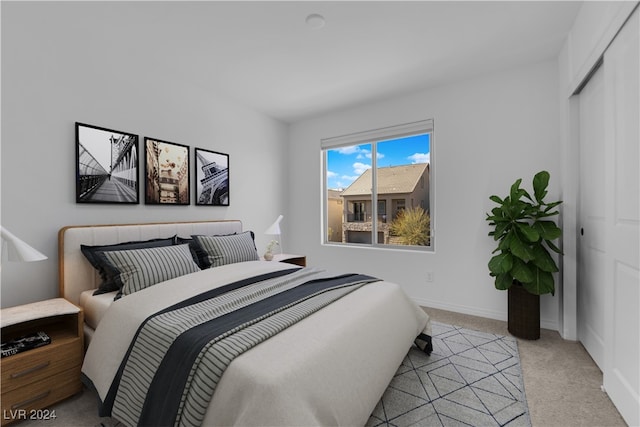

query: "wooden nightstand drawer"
xmin=1 ymin=299 xmax=84 ymax=426
xmin=1 ymin=366 xmax=82 ymax=420
xmin=1 ymin=337 xmax=82 ymax=393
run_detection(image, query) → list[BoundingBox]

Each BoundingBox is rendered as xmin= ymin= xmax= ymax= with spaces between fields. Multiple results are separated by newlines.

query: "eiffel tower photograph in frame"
xmin=195 ymin=147 xmax=229 ymax=206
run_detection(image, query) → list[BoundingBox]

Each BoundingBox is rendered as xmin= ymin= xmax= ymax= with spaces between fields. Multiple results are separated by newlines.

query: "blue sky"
xmin=326 ymin=133 xmax=430 ymax=190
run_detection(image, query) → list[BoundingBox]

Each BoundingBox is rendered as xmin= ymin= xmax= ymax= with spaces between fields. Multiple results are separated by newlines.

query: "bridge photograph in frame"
xmin=75 ymin=122 xmax=139 ymax=204
xmin=195 ymin=148 xmax=229 ymax=206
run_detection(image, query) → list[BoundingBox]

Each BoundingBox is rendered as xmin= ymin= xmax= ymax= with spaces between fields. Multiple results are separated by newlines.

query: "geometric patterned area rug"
xmin=367 ymin=322 xmax=531 ymax=427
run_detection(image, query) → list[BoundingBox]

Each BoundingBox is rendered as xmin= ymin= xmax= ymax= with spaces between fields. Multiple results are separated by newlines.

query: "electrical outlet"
xmin=426 ymin=272 xmax=434 ymax=282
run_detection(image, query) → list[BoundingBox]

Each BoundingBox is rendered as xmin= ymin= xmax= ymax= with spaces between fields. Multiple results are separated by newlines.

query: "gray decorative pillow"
xmin=102 ymin=244 xmax=201 ymax=296
xmin=81 ymin=236 xmax=177 ymax=295
xmin=192 ymin=231 xmax=259 ymax=268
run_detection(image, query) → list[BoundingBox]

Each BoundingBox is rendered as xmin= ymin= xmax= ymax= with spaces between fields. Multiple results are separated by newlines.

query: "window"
xmin=352 ymin=202 xmax=366 ymax=222
xmin=322 ymin=120 xmax=433 ymax=250
xmin=393 ymin=199 xmax=406 ymax=219
xmin=378 ymin=200 xmax=387 ymax=223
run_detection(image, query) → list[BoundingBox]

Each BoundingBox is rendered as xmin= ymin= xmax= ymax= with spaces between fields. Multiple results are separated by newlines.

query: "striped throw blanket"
xmin=101 ymin=267 xmax=380 ymax=427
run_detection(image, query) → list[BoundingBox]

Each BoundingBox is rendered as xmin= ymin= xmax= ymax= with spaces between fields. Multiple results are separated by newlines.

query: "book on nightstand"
xmin=1 ymin=331 xmax=51 ymax=358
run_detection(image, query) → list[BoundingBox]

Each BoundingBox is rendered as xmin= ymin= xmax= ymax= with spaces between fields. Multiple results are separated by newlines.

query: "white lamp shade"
xmin=1 ymin=226 xmax=48 ymax=262
xmin=265 ymin=215 xmax=283 ymax=235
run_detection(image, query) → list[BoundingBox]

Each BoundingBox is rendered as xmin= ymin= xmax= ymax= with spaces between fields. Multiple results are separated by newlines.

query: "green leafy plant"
xmin=389 ymin=206 xmax=430 ymax=246
xmin=486 ymin=171 xmax=562 ymax=295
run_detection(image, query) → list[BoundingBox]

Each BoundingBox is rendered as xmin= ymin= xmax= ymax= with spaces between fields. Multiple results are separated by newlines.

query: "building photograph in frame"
xmin=144 ymin=137 xmax=190 ymax=205
xmin=76 ymin=122 xmax=139 ymax=204
xmin=195 ymin=148 xmax=229 ymax=206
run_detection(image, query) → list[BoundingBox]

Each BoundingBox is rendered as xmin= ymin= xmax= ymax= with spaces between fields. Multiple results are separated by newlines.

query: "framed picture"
xmin=144 ymin=137 xmax=190 ymax=205
xmin=195 ymin=148 xmax=229 ymax=206
xmin=75 ymin=122 xmax=139 ymax=204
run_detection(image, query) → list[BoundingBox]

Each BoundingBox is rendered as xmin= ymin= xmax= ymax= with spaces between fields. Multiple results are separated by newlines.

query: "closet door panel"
xmin=603 ymin=7 xmax=639 ymax=427
xmin=578 ymin=65 xmax=606 ymax=370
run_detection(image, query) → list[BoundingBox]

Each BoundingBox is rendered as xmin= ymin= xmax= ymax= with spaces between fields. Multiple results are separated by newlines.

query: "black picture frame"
xmin=75 ymin=122 xmax=139 ymax=204
xmin=144 ymin=137 xmax=190 ymax=205
xmin=195 ymin=148 xmax=229 ymax=206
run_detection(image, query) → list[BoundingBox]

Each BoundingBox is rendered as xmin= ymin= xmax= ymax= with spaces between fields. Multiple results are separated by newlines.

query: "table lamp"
xmin=1 ymin=226 xmax=48 ymax=262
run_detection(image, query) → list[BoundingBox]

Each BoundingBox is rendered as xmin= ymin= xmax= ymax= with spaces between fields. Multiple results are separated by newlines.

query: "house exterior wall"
xmin=341 ymin=164 xmax=430 ymax=244
xmin=342 ymin=197 xmax=392 ymax=244
xmin=411 ymin=164 xmax=430 ymax=214
xmin=327 ymin=191 xmax=343 ymax=242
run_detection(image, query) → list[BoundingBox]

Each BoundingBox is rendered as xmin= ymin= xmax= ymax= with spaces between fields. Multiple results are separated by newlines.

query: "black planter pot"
xmin=508 ymin=283 xmax=540 ymax=340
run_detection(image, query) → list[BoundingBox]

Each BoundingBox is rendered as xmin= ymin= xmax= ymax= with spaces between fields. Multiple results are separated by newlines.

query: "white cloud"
xmin=408 ymin=153 xmax=430 ymax=164
xmin=337 ymin=146 xmax=383 ymax=161
xmin=360 ymin=151 xmax=384 ymax=160
xmin=337 ymin=146 xmax=360 ymax=155
xmin=326 ymin=170 xmax=338 ymax=179
xmin=356 ymin=148 xmax=370 ymax=159
xmin=353 ymin=162 xmax=371 ymax=175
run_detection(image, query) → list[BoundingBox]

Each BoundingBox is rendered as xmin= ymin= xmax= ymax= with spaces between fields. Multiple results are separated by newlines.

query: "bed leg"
xmin=425 ymin=336 xmax=433 ymax=354
xmin=414 ymin=333 xmax=433 ymax=355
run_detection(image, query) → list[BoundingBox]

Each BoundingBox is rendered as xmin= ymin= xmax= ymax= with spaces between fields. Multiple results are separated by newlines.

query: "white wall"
xmin=288 ymin=60 xmax=562 ymax=329
xmin=0 ymin=2 xmax=288 ymax=307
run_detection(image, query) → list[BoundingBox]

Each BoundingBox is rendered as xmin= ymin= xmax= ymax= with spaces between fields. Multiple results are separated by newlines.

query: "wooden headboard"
xmin=58 ymin=220 xmax=243 ymax=305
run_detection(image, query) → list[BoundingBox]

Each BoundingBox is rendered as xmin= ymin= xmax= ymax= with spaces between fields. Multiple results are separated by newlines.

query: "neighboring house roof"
xmin=327 ymin=189 xmax=343 ymax=199
xmin=341 ymin=163 xmax=428 ymax=196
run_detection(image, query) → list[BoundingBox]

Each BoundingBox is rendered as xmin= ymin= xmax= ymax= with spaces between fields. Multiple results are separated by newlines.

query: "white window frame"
xmin=322 ymin=119 xmax=435 ymax=251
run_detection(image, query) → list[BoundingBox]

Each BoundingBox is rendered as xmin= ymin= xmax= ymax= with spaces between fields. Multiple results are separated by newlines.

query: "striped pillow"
xmin=81 ymin=235 xmax=177 ymax=295
xmin=102 ymin=244 xmax=201 ymax=296
xmin=192 ymin=231 xmax=259 ymax=268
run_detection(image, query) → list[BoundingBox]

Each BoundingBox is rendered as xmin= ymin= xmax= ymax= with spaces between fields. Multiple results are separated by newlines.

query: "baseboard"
xmin=411 ymin=296 xmax=558 ymax=332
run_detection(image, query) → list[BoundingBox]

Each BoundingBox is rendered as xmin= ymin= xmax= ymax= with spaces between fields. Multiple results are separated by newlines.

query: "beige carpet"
xmin=16 ymin=307 xmax=626 ymax=427
xmin=426 ymin=307 xmax=626 ymax=427
xmin=368 ymin=321 xmax=530 ymax=426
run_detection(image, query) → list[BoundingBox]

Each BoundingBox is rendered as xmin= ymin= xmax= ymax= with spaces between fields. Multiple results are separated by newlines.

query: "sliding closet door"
xmin=579 ymin=7 xmax=639 ymax=425
xmin=577 ymin=65 xmax=606 ymax=370
xmin=602 ymin=8 xmax=639 ymax=426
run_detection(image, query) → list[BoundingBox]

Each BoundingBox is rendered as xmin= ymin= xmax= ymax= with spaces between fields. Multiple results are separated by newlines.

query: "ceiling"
xmin=82 ymin=1 xmax=583 ymax=123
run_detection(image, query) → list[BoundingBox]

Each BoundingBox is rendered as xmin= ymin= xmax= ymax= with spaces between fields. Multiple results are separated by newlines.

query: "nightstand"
xmin=1 ymin=298 xmax=83 ymax=425
xmin=270 ymin=253 xmax=306 ymax=267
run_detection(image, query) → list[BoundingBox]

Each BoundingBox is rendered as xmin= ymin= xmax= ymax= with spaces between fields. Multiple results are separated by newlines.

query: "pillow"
xmin=81 ymin=236 xmax=176 ymax=295
xmin=191 ymin=231 xmax=259 ymax=268
xmin=100 ymin=244 xmax=201 ymax=296
xmin=176 ymin=237 xmax=211 ymax=269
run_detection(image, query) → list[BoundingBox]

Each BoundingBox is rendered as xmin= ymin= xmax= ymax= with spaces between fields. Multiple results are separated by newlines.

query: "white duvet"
xmin=82 ymin=261 xmax=431 ymax=426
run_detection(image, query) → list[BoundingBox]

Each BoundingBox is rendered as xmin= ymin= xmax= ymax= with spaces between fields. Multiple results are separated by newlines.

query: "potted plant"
xmin=486 ymin=170 xmax=562 ymax=339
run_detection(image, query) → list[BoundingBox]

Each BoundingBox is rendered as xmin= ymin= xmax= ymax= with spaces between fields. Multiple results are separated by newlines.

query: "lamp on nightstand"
xmin=0 ymin=226 xmax=48 ymax=263
xmin=265 ymin=215 xmax=283 ymax=254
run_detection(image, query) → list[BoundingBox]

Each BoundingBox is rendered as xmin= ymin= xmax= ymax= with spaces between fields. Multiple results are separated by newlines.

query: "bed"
xmin=59 ymin=220 xmax=432 ymax=427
